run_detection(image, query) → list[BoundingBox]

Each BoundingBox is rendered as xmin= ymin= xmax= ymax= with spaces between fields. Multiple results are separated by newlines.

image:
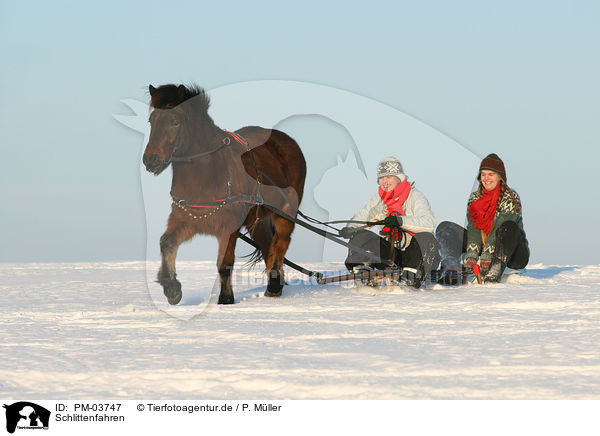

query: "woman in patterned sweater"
xmin=436 ymin=153 xmax=529 ymax=283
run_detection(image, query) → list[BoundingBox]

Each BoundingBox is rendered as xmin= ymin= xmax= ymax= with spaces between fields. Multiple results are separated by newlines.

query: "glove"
xmin=338 ymin=227 xmax=353 ymax=239
xmin=479 ymin=260 xmax=491 ymax=275
xmin=382 ymin=215 xmax=403 ymax=228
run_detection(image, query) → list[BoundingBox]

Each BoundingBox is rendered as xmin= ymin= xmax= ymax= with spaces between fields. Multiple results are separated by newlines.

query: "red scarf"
xmin=468 ymin=184 xmax=501 ymax=234
xmin=379 ymin=180 xmax=411 ymax=241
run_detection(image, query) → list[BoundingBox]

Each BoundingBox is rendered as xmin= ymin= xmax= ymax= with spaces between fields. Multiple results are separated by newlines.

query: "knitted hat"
xmin=479 ymin=153 xmax=506 ymax=182
xmin=377 ymin=157 xmax=405 ymax=182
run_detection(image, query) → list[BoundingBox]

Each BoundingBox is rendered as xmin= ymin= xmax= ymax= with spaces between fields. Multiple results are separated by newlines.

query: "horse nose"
xmin=143 ymin=153 xmax=160 ymax=168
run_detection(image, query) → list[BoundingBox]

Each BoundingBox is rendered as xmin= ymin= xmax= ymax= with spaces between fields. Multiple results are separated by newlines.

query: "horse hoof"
xmin=163 ymin=281 xmax=182 ymax=305
xmin=264 ymin=289 xmax=282 ymax=298
xmin=167 ymin=293 xmax=182 ymax=305
xmin=266 ymin=270 xmax=283 ymax=298
xmin=218 ymin=295 xmax=234 ymax=305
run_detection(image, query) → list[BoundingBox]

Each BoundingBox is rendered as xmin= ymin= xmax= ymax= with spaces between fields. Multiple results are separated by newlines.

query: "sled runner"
xmin=317 ymin=267 xmax=400 ymax=286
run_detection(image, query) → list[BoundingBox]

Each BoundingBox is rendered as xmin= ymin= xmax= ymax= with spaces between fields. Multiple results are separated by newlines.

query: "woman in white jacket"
xmin=339 ymin=157 xmax=440 ymax=288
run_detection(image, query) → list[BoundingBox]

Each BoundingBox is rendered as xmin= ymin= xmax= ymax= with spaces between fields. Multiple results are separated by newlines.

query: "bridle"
xmin=149 ymin=108 xmax=233 ymax=165
xmin=171 ymin=135 xmax=232 ymax=163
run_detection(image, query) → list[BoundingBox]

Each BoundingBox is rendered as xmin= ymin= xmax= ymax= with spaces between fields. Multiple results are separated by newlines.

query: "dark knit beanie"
xmin=478 ymin=153 xmax=506 ymax=182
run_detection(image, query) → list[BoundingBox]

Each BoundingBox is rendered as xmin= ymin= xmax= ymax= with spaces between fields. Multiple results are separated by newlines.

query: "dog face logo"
xmin=3 ymin=402 xmax=50 ymax=434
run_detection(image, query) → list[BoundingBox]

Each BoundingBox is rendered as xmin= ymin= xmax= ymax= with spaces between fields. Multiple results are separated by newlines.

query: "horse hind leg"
xmin=264 ymin=215 xmax=294 ymax=297
xmin=216 ymin=232 xmax=239 ymax=304
xmin=158 ymin=223 xmax=195 ymax=305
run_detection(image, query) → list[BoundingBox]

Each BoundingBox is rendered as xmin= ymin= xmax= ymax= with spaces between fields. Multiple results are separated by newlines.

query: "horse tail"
xmin=243 ymin=246 xmax=264 ymax=268
xmin=242 ymin=214 xmax=274 ymax=269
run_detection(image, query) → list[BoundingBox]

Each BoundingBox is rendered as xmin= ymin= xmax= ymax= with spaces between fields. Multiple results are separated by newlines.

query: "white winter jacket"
xmin=347 ymin=182 xmax=436 ymax=250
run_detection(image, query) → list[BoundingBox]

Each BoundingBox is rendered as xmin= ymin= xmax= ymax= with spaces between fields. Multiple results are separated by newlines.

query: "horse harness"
xmin=168 ymin=130 xmax=395 ymax=269
xmin=170 ymin=130 xmax=265 ymax=221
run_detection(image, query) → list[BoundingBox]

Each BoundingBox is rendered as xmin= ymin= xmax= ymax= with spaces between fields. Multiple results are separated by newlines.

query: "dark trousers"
xmin=435 ymin=221 xmax=529 ymax=270
xmin=344 ymin=229 xmax=440 ymax=275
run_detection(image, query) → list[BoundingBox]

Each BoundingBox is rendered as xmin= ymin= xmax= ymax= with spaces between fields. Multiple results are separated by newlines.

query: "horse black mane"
xmin=149 ymin=83 xmax=211 ymax=115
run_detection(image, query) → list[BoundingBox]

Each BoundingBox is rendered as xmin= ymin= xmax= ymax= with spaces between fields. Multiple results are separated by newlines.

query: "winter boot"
xmin=435 ymin=222 xmax=464 ymax=285
xmin=353 ymin=265 xmax=373 ymax=286
xmin=483 ymin=222 xmax=517 ymax=283
xmin=345 ymin=230 xmax=387 ymax=271
xmin=403 ymin=267 xmax=424 ymax=289
xmin=483 ymin=257 xmax=506 ymax=283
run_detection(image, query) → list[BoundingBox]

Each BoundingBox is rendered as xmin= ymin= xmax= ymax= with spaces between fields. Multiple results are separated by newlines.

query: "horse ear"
xmin=178 ymin=85 xmax=187 ymax=98
xmin=149 ymin=85 xmax=156 ymax=96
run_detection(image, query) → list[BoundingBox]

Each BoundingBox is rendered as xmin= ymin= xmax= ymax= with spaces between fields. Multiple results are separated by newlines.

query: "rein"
xmin=236 ymin=153 xmax=394 ymax=267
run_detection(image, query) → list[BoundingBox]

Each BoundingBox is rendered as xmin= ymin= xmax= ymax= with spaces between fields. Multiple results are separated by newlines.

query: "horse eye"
xmin=171 ymin=119 xmax=180 ymax=126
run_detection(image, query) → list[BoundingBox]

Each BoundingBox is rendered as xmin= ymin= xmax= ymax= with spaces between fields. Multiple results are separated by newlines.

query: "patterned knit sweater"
xmin=465 ymin=186 xmax=528 ymax=264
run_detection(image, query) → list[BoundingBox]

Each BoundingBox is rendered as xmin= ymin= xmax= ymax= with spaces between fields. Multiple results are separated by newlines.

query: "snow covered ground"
xmin=1 ymin=261 xmax=599 ymax=399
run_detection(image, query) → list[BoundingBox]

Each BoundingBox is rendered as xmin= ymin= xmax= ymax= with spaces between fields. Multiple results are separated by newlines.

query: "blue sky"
xmin=1 ymin=0 xmax=598 ymax=264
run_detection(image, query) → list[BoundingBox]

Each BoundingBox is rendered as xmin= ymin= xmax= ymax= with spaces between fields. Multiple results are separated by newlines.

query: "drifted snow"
xmin=1 ymin=262 xmax=599 ymax=399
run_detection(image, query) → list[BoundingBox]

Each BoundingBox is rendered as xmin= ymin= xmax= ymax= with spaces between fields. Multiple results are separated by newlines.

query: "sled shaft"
xmin=317 ymin=269 xmax=399 ymax=285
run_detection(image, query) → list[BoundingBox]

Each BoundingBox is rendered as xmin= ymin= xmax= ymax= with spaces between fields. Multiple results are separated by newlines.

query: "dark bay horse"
xmin=143 ymin=84 xmax=306 ymax=304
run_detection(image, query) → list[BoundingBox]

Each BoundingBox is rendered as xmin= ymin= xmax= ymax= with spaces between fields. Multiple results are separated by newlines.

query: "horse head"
xmin=142 ymin=85 xmax=186 ymax=174
xmin=143 ymin=84 xmax=211 ymax=175
xmin=143 ymin=107 xmax=186 ymax=174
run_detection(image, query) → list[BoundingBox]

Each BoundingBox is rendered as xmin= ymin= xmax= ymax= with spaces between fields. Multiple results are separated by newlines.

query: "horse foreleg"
xmin=216 ymin=232 xmax=239 ymax=305
xmin=158 ymin=223 xmax=195 ymax=305
xmin=264 ymin=216 xmax=294 ymax=297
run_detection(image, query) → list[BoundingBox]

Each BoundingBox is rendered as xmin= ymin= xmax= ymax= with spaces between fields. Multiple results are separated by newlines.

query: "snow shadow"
xmin=177 ymin=285 xmax=216 ymax=306
xmin=522 ymin=266 xmax=577 ymax=280
xmin=233 ymin=283 xmax=328 ymax=302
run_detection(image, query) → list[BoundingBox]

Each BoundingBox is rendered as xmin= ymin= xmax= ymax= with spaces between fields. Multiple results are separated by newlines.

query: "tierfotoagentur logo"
xmin=114 ymin=80 xmax=478 ymax=319
xmin=3 ymin=402 xmax=50 ymax=434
